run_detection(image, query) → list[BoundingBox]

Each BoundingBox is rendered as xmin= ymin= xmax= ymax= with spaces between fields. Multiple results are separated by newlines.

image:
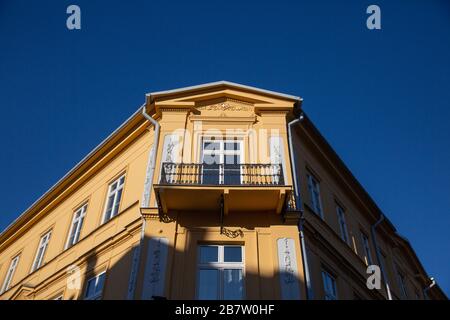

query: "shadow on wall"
xmin=64 ymin=212 xmax=306 ymax=300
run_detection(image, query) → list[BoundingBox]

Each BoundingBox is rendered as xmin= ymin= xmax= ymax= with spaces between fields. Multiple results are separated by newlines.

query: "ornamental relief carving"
xmin=196 ymin=98 xmax=253 ymax=112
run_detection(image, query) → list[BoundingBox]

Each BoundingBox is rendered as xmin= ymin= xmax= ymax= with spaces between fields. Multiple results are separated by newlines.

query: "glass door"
xmin=201 ymin=139 xmax=243 ymax=185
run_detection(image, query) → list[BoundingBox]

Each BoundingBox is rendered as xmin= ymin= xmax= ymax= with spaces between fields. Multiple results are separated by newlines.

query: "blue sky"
xmin=0 ymin=0 xmax=449 ymax=295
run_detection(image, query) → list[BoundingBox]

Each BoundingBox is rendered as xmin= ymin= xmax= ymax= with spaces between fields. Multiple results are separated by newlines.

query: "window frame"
xmin=307 ymin=173 xmax=323 ymax=218
xmin=321 ymin=269 xmax=338 ymax=300
xmin=31 ymin=230 xmax=52 ymax=273
xmin=1 ymin=255 xmax=20 ymax=294
xmin=101 ymin=173 xmax=126 ymax=224
xmin=196 ymin=244 xmax=245 ymax=300
xmin=395 ymin=265 xmax=408 ymax=299
xmin=335 ymin=204 xmax=350 ymax=245
xmin=65 ymin=203 xmax=88 ymax=249
xmin=200 ymin=138 xmax=244 ymax=185
xmin=360 ymin=231 xmax=373 ymax=266
xmin=84 ymin=271 xmax=106 ymax=300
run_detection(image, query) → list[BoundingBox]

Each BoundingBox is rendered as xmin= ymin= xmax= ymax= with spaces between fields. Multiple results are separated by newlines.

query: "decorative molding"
xmin=221 ymin=227 xmax=244 ymax=238
xmin=277 ymin=238 xmax=301 ymax=300
xmin=141 ymin=237 xmax=169 ymax=300
xmin=197 ymin=98 xmax=253 ymax=112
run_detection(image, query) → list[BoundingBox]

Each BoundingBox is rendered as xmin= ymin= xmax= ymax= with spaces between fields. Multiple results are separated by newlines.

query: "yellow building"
xmin=0 ymin=81 xmax=446 ymax=300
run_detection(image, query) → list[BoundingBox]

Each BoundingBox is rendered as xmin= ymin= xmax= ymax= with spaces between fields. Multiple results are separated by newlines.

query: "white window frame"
xmin=395 ymin=266 xmax=408 ymax=299
xmin=336 ymin=205 xmax=349 ymax=244
xmin=65 ymin=204 xmax=87 ymax=249
xmin=200 ymin=139 xmax=244 ymax=185
xmin=102 ymin=174 xmax=125 ymax=223
xmin=84 ymin=271 xmax=106 ymax=300
xmin=361 ymin=231 xmax=373 ymax=265
xmin=1 ymin=255 xmax=20 ymax=294
xmin=196 ymin=245 xmax=245 ymax=300
xmin=321 ymin=270 xmax=337 ymax=300
xmin=307 ymin=173 xmax=323 ymax=218
xmin=31 ymin=231 xmax=52 ymax=272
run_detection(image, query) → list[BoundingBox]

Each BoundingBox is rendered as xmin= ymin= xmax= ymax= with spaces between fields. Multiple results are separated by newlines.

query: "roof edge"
xmin=0 ymin=106 xmax=144 ymax=243
xmin=146 ymin=81 xmax=303 ymax=103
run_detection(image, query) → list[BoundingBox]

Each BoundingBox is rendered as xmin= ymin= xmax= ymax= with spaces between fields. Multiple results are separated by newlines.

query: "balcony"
xmin=154 ymin=163 xmax=293 ymax=215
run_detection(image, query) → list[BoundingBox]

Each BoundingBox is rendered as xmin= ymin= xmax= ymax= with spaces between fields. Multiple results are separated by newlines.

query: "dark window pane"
xmin=85 ymin=278 xmax=96 ymax=298
xmin=223 ymin=165 xmax=241 ymax=185
xmin=198 ymin=269 xmax=219 ymax=300
xmin=204 ymin=142 xmax=220 ymax=151
xmin=223 ymin=269 xmax=243 ymax=299
xmin=202 ymin=164 xmax=220 ymax=185
xmin=96 ymin=273 xmax=105 ymax=294
xmin=200 ymin=246 xmax=218 ymax=263
xmin=225 ymin=142 xmax=239 ymax=151
xmin=225 ymin=154 xmax=240 ymax=165
xmin=224 ymin=246 xmax=242 ymax=262
xmin=203 ymin=154 xmax=220 ymax=165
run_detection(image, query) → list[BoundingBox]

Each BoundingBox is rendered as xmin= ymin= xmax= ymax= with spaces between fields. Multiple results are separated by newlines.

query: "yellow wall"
xmin=0 ymin=84 xmax=443 ymax=300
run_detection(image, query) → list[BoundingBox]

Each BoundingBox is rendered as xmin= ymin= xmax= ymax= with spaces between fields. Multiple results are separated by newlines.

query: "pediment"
xmin=148 ymin=81 xmax=301 ymax=114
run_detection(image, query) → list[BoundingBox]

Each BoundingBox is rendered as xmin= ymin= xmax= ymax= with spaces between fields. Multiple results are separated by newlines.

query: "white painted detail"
xmin=126 ymin=246 xmax=141 ymax=299
xmin=142 ymin=145 xmax=154 ymax=207
xmin=277 ymin=238 xmax=301 ymax=300
xmin=141 ymin=237 xmax=169 ymax=300
xmin=269 ymin=136 xmax=287 ymax=184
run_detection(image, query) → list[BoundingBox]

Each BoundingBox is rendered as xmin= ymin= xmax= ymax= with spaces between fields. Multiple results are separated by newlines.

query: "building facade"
xmin=0 ymin=82 xmax=446 ymax=300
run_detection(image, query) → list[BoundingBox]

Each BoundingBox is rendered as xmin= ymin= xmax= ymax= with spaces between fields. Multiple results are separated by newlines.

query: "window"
xmin=1 ymin=255 xmax=20 ymax=294
xmin=307 ymin=173 xmax=323 ymax=217
xmin=360 ymin=232 xmax=373 ymax=265
xmin=102 ymin=174 xmax=125 ymax=223
xmin=65 ymin=204 xmax=87 ymax=249
xmin=395 ymin=266 xmax=408 ymax=299
xmin=321 ymin=270 xmax=337 ymax=300
xmin=336 ymin=204 xmax=349 ymax=244
xmin=379 ymin=252 xmax=390 ymax=284
xmin=201 ymin=139 xmax=243 ymax=185
xmin=197 ymin=245 xmax=244 ymax=300
xmin=84 ymin=271 xmax=106 ymax=300
xmin=31 ymin=231 xmax=52 ymax=272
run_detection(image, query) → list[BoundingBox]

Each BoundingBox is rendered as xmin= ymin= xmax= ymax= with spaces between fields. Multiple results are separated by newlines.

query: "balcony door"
xmin=201 ymin=139 xmax=243 ymax=185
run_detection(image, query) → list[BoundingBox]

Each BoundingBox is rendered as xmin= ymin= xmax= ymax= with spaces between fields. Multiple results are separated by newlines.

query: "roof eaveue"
xmin=0 ymin=81 xmax=301 ymax=241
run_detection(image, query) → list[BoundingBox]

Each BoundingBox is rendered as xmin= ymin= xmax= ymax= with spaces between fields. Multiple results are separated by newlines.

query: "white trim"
xmin=200 ymin=139 xmax=244 ymax=185
xmin=196 ymin=245 xmax=245 ymax=300
xmin=65 ymin=203 xmax=87 ymax=249
xmin=101 ymin=174 xmax=126 ymax=224
xmin=147 ymin=81 xmax=302 ymax=102
xmin=0 ymin=255 xmax=20 ymax=294
xmin=84 ymin=271 xmax=106 ymax=300
xmin=31 ymin=230 xmax=52 ymax=272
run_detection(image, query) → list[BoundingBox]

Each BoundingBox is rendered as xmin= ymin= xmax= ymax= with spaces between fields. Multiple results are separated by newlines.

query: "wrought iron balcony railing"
xmin=160 ymin=163 xmax=285 ymax=186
